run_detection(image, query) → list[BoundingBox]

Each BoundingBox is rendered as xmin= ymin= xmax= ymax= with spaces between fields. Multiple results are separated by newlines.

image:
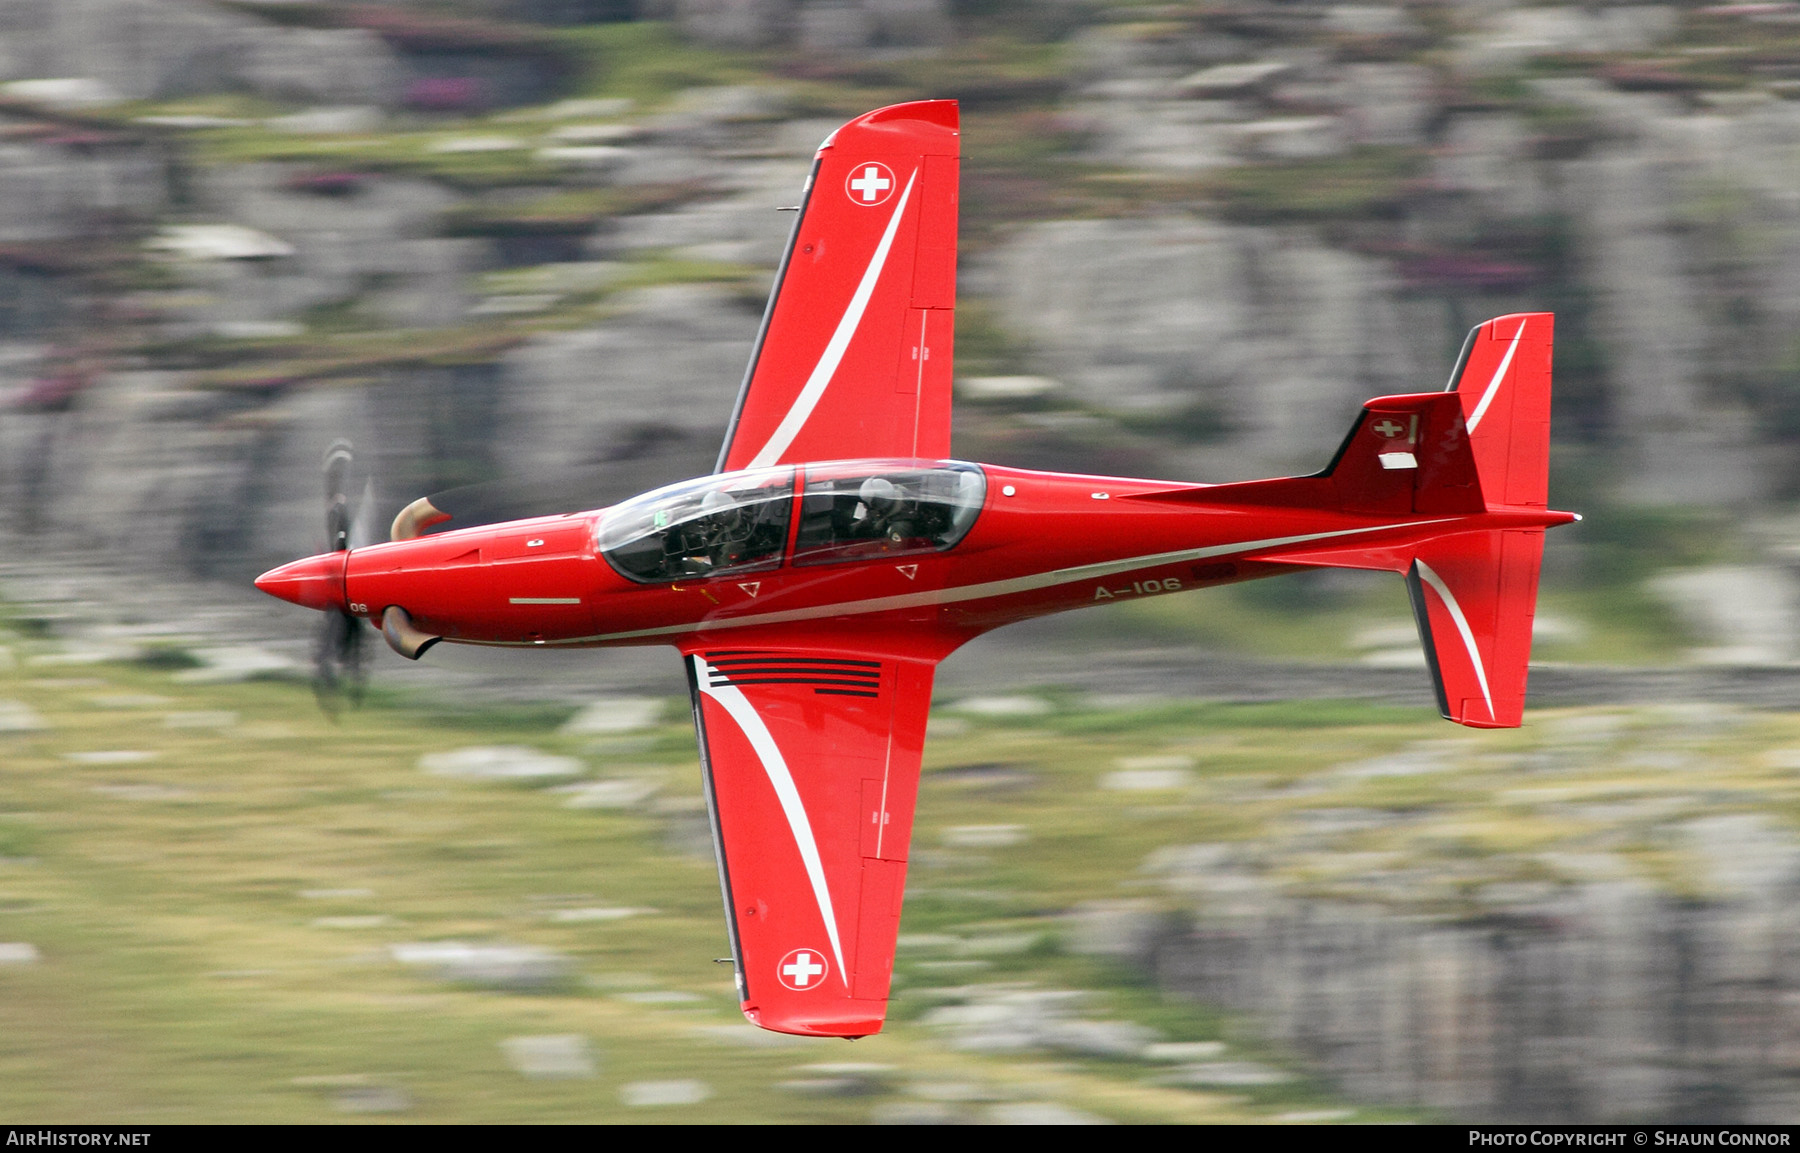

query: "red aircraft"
xmin=256 ymin=100 xmax=1578 ymax=1039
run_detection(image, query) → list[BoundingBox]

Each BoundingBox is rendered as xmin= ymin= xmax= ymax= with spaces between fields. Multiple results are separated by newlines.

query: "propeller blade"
xmin=348 ymin=477 xmax=381 ymax=551
xmin=323 ymin=439 xmax=354 ymax=553
xmin=314 ymin=440 xmax=368 ymax=716
xmin=313 ymin=607 xmax=367 ymax=717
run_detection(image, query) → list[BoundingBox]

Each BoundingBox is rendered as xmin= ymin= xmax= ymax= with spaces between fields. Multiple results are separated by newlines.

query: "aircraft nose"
xmin=254 ymin=552 xmax=348 ymax=613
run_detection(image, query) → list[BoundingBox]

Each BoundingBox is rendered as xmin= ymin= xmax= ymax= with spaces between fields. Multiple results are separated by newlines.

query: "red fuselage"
xmin=255 ymin=458 xmax=1515 ymax=661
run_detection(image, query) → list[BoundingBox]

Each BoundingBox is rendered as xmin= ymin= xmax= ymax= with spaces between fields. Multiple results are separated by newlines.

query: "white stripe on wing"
xmin=746 ymin=168 xmax=919 ymax=470
xmin=696 ymin=657 xmax=849 ymax=990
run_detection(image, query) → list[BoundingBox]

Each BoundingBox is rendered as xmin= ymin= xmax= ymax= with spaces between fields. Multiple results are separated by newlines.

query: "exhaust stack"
xmin=380 ymin=606 xmax=441 ymax=660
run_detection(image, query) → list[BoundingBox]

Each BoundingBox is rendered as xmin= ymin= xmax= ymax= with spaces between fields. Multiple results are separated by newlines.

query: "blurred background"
xmin=3 ymin=0 xmax=1800 ymax=1125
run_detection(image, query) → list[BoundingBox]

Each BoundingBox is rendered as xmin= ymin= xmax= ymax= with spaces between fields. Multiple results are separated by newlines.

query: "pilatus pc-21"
xmin=256 ymin=101 xmax=1578 ymax=1039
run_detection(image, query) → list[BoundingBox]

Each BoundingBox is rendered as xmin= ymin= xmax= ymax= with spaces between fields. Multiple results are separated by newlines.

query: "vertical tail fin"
xmin=1411 ymin=312 xmax=1556 ymax=727
xmin=1447 ymin=312 xmax=1553 ymax=510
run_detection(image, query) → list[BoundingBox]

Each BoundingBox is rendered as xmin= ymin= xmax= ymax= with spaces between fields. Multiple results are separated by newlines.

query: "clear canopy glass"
xmin=597 ymin=466 xmax=795 ymax=582
xmin=793 ymin=462 xmax=985 ymax=566
xmin=596 ymin=461 xmax=987 ymax=583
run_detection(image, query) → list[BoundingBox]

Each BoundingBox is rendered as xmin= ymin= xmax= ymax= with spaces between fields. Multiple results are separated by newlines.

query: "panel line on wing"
xmin=715 ymin=159 xmax=822 ymax=474
xmin=911 ymin=310 xmax=928 ymax=458
xmin=876 ymin=687 xmax=896 ymax=859
xmin=697 ymin=670 xmax=850 ymax=989
xmin=746 ymin=168 xmax=919 ymax=470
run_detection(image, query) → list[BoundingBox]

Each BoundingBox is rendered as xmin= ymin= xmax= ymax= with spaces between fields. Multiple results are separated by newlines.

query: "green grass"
xmin=189 ymin=120 xmax=564 ymax=190
xmin=0 ymin=629 xmax=1371 ymax=1123
xmin=7 ymin=612 xmax=1800 ymax=1121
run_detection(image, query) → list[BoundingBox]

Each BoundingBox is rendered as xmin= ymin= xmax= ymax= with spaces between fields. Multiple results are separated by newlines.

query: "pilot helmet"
xmin=858 ymin=476 xmax=899 ymax=508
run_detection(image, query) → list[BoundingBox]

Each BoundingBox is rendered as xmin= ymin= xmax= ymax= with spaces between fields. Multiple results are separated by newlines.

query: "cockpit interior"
xmin=596 ymin=462 xmax=985 ymax=583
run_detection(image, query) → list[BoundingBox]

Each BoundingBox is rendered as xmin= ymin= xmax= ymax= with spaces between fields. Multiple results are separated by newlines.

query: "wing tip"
xmin=745 ymin=1004 xmax=883 ymax=1039
xmin=856 ymin=99 xmax=959 ymax=131
xmin=818 ymin=99 xmax=958 ymax=152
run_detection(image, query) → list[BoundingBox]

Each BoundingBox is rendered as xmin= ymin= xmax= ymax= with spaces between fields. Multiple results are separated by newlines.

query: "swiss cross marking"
xmin=1371 ymin=418 xmax=1405 ymax=439
xmin=846 ymin=162 xmax=895 ymax=206
xmin=778 ymin=948 xmax=828 ymax=991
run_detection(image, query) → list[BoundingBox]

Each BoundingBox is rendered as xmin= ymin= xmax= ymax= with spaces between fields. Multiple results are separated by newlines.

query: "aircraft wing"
xmin=716 ymin=100 xmax=960 ymax=473
xmin=682 ymin=642 xmax=937 ymax=1037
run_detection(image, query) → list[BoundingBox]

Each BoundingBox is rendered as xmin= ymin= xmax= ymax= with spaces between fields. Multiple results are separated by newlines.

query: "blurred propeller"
xmin=314 ymin=440 xmax=368 ymax=716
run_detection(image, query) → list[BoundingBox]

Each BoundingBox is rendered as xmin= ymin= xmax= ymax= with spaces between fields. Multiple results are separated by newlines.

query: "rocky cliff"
xmin=2 ymin=1 xmax=1799 ymax=592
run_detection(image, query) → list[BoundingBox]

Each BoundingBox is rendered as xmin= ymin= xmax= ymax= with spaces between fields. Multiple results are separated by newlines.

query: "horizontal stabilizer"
xmin=1407 ymin=529 xmax=1545 ymax=728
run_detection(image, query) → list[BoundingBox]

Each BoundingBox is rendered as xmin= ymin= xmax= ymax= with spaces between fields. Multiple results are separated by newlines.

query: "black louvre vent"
xmin=704 ymin=651 xmax=882 ymax=698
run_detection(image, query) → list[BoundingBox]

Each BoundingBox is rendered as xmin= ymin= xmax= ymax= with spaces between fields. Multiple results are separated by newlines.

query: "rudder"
xmin=1446 ymin=313 xmax=1553 ymax=509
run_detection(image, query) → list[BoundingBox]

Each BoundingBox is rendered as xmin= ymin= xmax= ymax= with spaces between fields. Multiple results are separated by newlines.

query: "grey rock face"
xmin=1336 ymin=63 xmax=1433 ymax=147
xmin=171 ymin=165 xmax=476 ymax=333
xmin=918 ymin=985 xmax=1158 ymax=1058
xmin=1072 ymin=95 xmax=1246 ymax=174
xmin=1156 ymin=825 xmax=1800 ymax=1122
xmin=1456 ymin=5 xmax=1678 ymax=75
xmin=796 ymin=1 xmax=873 ymax=51
xmin=0 ymin=141 xmax=165 ymax=245
xmin=0 ymin=0 xmax=240 ymax=99
xmin=0 ymin=0 xmax=404 ymax=106
xmin=980 ymin=217 xmax=1442 ymax=479
xmin=1535 ymin=80 xmax=1800 ymax=504
xmin=678 ymin=0 xmax=949 ymax=49
xmin=235 ymin=28 xmax=401 ymax=108
xmin=1062 ymin=899 xmax=1173 ymax=963
xmin=1435 ymin=113 xmax=1547 ymax=218
xmin=861 ymin=0 xmax=953 ymax=46
xmin=1649 ymin=566 xmax=1800 ymax=665
xmin=493 ymin=283 xmax=758 ymax=477
xmin=675 ymin=0 xmax=795 ymax=46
